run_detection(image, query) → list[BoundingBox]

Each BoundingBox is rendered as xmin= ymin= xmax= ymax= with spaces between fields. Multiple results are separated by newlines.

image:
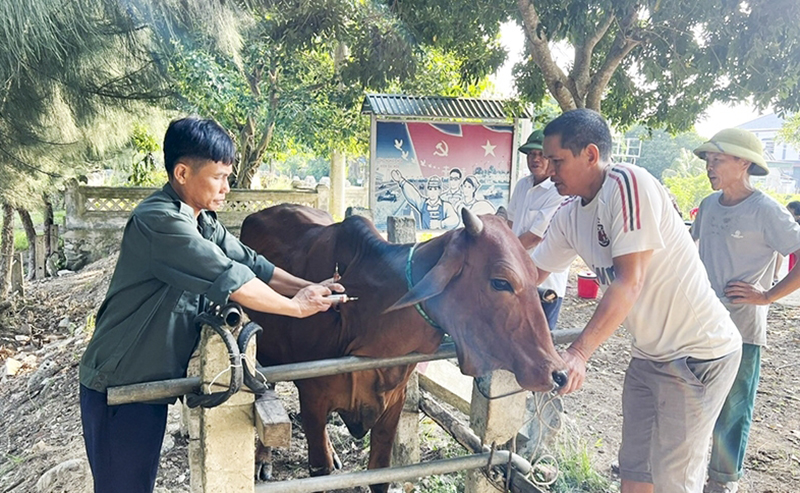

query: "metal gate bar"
xmin=253 ymin=450 xmax=527 ymax=493
xmin=107 ymin=344 xmax=457 ymax=405
xmin=108 ymin=329 xmax=580 ymax=406
xmin=253 ymin=343 xmax=457 ymax=382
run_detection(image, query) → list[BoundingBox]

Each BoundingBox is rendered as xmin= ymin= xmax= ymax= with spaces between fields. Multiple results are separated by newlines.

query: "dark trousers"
xmin=80 ymin=385 xmax=168 ymax=493
xmin=538 ymin=288 xmax=563 ymax=331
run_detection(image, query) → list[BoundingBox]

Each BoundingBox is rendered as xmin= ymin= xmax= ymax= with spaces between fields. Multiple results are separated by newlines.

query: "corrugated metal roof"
xmin=361 ymin=94 xmax=532 ymax=120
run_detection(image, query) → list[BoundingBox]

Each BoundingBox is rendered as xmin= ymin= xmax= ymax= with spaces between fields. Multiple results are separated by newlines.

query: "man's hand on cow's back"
xmin=292 ymin=284 xmax=340 ymax=318
xmin=558 ymin=347 xmax=587 ymax=395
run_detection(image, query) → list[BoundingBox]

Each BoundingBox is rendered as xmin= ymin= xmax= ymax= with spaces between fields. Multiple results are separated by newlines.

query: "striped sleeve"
xmin=606 ymin=165 xmax=665 ymax=258
xmin=608 ymin=166 xmax=642 ymax=233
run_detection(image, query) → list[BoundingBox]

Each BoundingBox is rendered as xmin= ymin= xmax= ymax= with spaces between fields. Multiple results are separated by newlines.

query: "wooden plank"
xmin=417 ymin=360 xmax=472 ymax=415
xmin=255 ymin=390 xmax=291 ymax=449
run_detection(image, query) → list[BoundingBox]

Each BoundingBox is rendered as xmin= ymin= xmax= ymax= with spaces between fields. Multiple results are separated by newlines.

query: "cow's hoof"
xmin=309 ymin=465 xmax=333 ymax=477
xmin=255 ymin=461 xmax=273 ymax=481
xmin=333 ymin=450 xmax=342 ymax=470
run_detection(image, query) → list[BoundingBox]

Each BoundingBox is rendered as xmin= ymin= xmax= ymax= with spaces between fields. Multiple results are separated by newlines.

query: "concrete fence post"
xmin=315 ymin=184 xmax=330 ymax=213
xmin=188 ymin=325 xmax=256 ymax=493
xmin=48 ymin=224 xmax=59 ymax=254
xmin=10 ymin=253 xmax=23 ymax=296
xmin=330 ymin=149 xmax=346 ymax=221
xmin=387 ymin=216 xmax=416 ymax=244
xmin=388 ymin=215 xmax=420 ymax=471
xmin=466 ymin=370 xmax=527 ymax=493
xmin=34 ymin=235 xmax=46 ymax=280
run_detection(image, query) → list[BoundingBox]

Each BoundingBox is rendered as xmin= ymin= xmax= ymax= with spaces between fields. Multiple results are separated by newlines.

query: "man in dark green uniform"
xmin=79 ymin=117 xmax=341 ymax=493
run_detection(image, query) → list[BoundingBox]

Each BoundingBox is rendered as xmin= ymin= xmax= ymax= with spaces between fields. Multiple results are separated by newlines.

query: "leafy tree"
xmin=392 ymin=0 xmax=800 ymax=131
xmin=0 ymin=0 xmax=247 ymax=292
xmin=625 ymin=126 xmax=704 ymax=179
xmin=663 ymin=172 xmax=712 ymax=218
xmin=128 ymin=124 xmax=166 ymax=187
xmin=167 ymin=1 xmax=502 ymax=188
xmin=662 ymin=148 xmax=712 ymax=216
xmin=778 ymin=113 xmax=800 ymax=148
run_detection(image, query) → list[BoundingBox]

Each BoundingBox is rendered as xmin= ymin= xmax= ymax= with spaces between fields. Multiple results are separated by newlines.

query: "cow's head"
xmin=387 ymin=208 xmax=568 ymax=392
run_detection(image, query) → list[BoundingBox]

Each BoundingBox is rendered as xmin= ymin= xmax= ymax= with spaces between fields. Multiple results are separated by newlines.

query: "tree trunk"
xmin=43 ymin=194 xmax=54 ymax=256
xmin=0 ymin=203 xmax=15 ymax=298
xmin=16 ymin=208 xmax=36 ymax=280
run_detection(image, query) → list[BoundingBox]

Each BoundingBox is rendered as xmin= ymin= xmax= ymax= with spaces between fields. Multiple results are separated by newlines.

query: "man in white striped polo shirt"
xmin=531 ymin=109 xmax=742 ymax=493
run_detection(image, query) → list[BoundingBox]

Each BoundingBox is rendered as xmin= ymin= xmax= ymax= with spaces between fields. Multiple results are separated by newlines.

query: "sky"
xmin=489 ymin=22 xmax=767 ymax=139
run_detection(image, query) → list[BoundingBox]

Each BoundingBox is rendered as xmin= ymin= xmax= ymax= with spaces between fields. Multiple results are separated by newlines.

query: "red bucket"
xmin=577 ymin=272 xmax=599 ymax=299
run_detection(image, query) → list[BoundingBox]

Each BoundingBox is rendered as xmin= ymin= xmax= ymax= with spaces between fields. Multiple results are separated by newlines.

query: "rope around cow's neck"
xmin=405 ymin=243 xmax=444 ymax=331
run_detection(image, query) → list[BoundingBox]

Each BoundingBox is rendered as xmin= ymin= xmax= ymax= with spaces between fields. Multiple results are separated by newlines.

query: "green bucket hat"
xmin=693 ymin=128 xmax=769 ymax=176
xmin=518 ymin=129 xmax=544 ymax=154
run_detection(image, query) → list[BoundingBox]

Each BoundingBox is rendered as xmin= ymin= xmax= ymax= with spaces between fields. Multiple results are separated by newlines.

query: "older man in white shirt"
xmin=509 ymin=128 xmax=569 ymax=329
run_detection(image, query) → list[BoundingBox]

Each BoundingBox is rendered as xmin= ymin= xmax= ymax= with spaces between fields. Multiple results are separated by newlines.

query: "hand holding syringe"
xmin=327 ymin=263 xmax=357 ymax=305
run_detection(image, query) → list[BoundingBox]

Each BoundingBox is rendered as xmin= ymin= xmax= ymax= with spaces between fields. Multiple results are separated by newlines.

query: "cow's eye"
xmin=491 ymin=279 xmax=513 ymax=292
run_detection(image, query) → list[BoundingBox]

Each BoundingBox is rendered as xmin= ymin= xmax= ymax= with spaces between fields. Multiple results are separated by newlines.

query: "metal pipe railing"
xmin=107 ymin=343 xmax=457 ymax=405
xmin=107 ymin=328 xmax=582 ymax=406
xmin=253 ymin=343 xmax=457 ymax=382
xmin=253 ymin=450 xmax=528 ymax=493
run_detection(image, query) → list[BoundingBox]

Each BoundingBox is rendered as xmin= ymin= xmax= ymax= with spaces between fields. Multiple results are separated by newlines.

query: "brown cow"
xmin=240 ymin=204 xmax=567 ymax=492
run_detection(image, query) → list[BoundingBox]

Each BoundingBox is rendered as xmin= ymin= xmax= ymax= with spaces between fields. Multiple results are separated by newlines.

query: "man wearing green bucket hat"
xmin=508 ymin=127 xmax=568 ymax=330
xmin=691 ymin=128 xmax=800 ymax=493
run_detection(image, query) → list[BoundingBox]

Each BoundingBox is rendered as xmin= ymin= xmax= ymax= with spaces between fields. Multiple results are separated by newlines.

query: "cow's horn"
xmin=462 ymin=207 xmax=483 ymax=236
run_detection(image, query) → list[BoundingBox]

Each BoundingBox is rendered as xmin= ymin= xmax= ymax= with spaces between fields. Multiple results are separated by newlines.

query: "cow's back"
xmin=240 ymin=204 xmax=334 ymax=275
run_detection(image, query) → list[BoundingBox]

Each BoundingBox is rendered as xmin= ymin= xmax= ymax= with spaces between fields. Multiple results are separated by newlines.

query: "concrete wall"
xmin=63 ymin=184 xmax=368 ymax=270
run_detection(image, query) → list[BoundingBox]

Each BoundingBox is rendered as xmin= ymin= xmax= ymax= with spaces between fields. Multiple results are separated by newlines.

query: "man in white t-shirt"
xmin=532 ymin=109 xmax=742 ymax=493
xmin=509 ymin=128 xmax=568 ymax=329
xmin=691 ymin=128 xmax=800 ymax=493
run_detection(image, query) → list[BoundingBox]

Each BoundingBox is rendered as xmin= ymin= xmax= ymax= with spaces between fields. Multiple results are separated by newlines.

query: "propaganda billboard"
xmin=371 ymin=121 xmax=515 ymax=230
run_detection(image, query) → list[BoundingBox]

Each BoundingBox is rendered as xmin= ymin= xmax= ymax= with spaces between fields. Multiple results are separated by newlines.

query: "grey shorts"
xmin=619 ymin=350 xmax=741 ymax=492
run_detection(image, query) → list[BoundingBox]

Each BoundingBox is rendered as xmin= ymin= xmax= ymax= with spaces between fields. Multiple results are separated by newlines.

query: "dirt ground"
xmin=1 ymin=255 xmax=799 ymax=492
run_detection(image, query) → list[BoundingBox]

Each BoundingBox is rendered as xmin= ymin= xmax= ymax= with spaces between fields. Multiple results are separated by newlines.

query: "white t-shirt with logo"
xmin=511 ymin=179 xmax=569 ymax=297
xmin=691 ymin=190 xmax=800 ymax=346
xmin=532 ymin=164 xmax=741 ymax=362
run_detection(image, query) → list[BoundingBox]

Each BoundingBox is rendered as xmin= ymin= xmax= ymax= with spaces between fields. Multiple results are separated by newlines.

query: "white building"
xmin=737 ymin=114 xmax=800 ymax=193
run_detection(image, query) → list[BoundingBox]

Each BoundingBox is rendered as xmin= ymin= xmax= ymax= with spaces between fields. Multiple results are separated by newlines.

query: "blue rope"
xmin=406 ymin=243 xmax=443 ymax=331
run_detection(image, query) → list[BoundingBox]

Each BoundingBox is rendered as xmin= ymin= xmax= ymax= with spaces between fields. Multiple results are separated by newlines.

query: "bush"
xmin=663 ymin=173 xmax=712 ymax=218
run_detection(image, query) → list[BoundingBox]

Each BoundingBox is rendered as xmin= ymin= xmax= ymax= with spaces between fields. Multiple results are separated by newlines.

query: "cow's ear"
xmin=384 ymin=242 xmax=464 ymax=313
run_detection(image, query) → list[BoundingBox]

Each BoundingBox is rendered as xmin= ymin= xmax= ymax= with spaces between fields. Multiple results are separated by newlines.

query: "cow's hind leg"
xmin=367 ymin=390 xmax=406 ymax=493
xmin=255 ymin=444 xmax=272 ymax=481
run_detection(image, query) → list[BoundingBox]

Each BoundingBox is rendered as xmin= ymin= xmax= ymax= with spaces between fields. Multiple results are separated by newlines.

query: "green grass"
xmin=14 ymin=230 xmax=28 ymax=250
xmin=0 ymin=454 xmax=27 ymax=477
xmin=548 ymin=436 xmax=616 ymax=493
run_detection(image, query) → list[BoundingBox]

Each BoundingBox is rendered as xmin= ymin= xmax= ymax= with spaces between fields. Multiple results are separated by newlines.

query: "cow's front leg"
xmin=367 ymin=389 xmax=406 ymax=493
xmin=299 ymin=391 xmax=336 ymax=477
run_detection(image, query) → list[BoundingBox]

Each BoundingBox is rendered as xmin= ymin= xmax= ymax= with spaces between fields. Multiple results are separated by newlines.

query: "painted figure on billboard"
xmin=456 ymin=175 xmax=496 ymax=216
xmin=390 ymin=170 xmax=460 ymax=230
xmin=441 ymin=167 xmax=465 ymax=204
